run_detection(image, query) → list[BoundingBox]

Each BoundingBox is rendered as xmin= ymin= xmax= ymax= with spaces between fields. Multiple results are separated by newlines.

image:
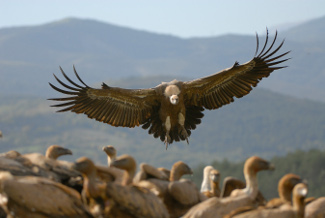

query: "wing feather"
xmin=53 ymin=74 xmax=80 ymax=92
xmin=183 ymin=29 xmax=290 ymax=109
xmin=49 ymin=67 xmax=159 ymax=127
xmin=87 ymin=100 xmax=103 ymax=118
xmin=101 ymin=104 xmax=114 ymax=123
xmin=61 ymin=66 xmax=87 ymax=89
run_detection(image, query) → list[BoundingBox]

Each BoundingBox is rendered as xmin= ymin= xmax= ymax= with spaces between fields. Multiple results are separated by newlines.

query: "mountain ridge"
xmin=1 ymin=16 xmax=325 ymax=102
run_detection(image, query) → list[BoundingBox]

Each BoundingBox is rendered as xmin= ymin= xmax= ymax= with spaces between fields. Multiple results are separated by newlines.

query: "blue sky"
xmin=1 ymin=0 xmax=325 ymax=38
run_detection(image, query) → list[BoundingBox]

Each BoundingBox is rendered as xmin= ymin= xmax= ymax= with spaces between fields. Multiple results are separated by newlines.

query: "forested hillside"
xmin=1 ymin=76 xmax=325 ymax=167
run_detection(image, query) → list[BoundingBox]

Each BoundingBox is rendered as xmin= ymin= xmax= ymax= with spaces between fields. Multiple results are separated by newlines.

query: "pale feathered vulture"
xmin=49 ymin=30 xmax=289 ymax=148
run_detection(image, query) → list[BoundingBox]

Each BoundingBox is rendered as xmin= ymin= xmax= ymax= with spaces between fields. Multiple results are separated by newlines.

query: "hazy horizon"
xmin=1 ymin=0 xmax=324 ymax=38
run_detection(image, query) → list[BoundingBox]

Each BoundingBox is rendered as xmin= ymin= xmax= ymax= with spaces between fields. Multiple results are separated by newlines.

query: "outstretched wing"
xmin=49 ymin=67 xmax=159 ymax=127
xmin=183 ymin=30 xmax=290 ymax=109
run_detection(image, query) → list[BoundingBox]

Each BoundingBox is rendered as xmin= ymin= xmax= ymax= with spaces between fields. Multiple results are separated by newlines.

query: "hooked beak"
xmin=170 ymin=95 xmax=179 ymax=105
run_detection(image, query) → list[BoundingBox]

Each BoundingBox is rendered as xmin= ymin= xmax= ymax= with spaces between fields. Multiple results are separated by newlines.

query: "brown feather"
xmin=50 ymin=68 xmax=159 ymax=128
xmin=183 ymin=31 xmax=289 ymax=110
xmin=0 ymin=172 xmax=92 ymax=217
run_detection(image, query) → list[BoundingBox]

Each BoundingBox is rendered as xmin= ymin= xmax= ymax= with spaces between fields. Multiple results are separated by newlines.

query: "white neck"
xmin=243 ymin=172 xmax=259 ymax=199
xmin=200 ymin=176 xmax=211 ymax=192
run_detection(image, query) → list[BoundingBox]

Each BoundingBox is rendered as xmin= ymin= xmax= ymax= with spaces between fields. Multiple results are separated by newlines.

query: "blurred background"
xmin=1 ymin=0 xmax=325 ymax=199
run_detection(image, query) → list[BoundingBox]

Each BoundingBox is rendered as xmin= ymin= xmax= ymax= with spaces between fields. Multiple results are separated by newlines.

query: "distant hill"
xmin=1 ymin=76 xmax=325 ymax=168
xmin=0 ymin=16 xmax=325 ymax=102
xmin=1 ymin=16 xmax=325 ymax=170
xmin=284 ymin=16 xmax=325 ymax=43
xmin=261 ymin=15 xmax=325 ymax=102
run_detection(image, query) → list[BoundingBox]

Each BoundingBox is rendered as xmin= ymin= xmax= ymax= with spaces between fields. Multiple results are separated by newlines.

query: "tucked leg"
xmin=178 ymin=113 xmax=189 ymax=144
xmin=164 ymin=116 xmax=172 ymax=149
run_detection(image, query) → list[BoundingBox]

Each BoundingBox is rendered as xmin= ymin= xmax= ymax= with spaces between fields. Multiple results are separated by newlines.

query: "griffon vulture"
xmin=102 ymin=145 xmax=117 ymax=166
xmin=0 ymin=171 xmax=92 ymax=218
xmin=73 ymin=156 xmax=169 ymax=218
xmin=49 ymin=30 xmax=289 ymax=148
xmin=228 ymin=183 xmax=308 ymax=218
xmin=183 ymin=156 xmax=275 ymax=218
xmin=136 ymin=160 xmax=205 ymax=218
xmin=266 ymin=173 xmax=304 ymax=208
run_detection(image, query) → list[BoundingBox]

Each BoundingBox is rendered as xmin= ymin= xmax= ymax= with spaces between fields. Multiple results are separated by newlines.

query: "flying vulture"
xmin=49 ymin=30 xmax=289 ymax=148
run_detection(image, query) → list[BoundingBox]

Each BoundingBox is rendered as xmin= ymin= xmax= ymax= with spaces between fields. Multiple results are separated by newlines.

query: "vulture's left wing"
xmin=183 ymin=30 xmax=290 ymax=109
xmin=49 ymin=67 xmax=159 ymax=127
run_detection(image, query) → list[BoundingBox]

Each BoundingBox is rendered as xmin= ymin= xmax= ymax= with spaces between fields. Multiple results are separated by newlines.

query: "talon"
xmin=180 ymin=127 xmax=189 ymax=144
xmin=164 ymin=134 xmax=171 ymax=150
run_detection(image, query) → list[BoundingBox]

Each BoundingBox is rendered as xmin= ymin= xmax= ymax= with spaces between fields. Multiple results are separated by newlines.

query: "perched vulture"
xmin=73 ymin=156 xmax=169 ymax=218
xmin=201 ymin=166 xmax=221 ymax=198
xmin=0 ymin=171 xmax=92 ymax=218
xmin=226 ymin=173 xmax=305 ymax=217
xmin=102 ymin=145 xmax=117 ymax=166
xmin=18 ymin=146 xmax=83 ymax=191
xmin=0 ymin=146 xmax=75 ymax=182
xmin=49 ymin=30 xmax=289 ymax=148
xmin=266 ymin=173 xmax=305 ymax=208
xmin=208 ymin=169 xmax=221 ymax=197
xmin=135 ymin=160 xmax=206 ymax=218
xmin=229 ymin=183 xmax=308 ymax=218
xmin=200 ymin=166 xmax=214 ymax=193
xmin=183 ymin=156 xmax=275 ymax=218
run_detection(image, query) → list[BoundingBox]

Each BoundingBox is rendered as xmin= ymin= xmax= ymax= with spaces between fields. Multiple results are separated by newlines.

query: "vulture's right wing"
xmin=49 ymin=67 xmax=159 ymax=127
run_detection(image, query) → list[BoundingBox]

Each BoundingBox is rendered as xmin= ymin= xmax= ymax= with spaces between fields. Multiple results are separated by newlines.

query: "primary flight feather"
xmin=49 ymin=30 xmax=290 ymax=149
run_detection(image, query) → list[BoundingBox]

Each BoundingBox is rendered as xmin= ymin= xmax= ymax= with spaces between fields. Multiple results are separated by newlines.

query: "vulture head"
xmin=210 ymin=169 xmax=220 ymax=184
xmin=110 ymin=155 xmax=136 ymax=172
xmin=170 ymin=161 xmax=193 ymax=181
xmin=244 ymin=156 xmax=275 ymax=175
xmin=102 ymin=145 xmax=117 ymax=166
xmin=73 ymin=156 xmax=96 ymax=176
xmin=102 ymin=145 xmax=116 ymax=159
xmin=164 ymin=83 xmax=181 ymax=105
xmin=45 ymin=145 xmax=72 ymax=160
xmin=110 ymin=154 xmax=137 ymax=185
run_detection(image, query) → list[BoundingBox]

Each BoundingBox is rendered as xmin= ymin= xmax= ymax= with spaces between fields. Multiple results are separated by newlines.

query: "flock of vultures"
xmin=0 ymin=142 xmax=323 ymax=218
